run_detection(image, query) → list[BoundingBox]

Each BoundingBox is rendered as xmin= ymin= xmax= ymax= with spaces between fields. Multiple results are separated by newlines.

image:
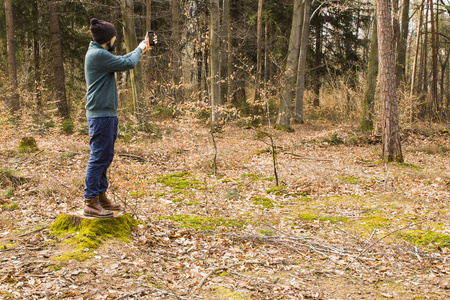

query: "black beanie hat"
xmin=90 ymin=18 xmax=117 ymax=44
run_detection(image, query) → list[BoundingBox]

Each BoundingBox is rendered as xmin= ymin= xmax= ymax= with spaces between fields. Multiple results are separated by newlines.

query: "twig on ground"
xmin=210 ymin=130 xmax=218 ymax=176
xmin=284 ymin=152 xmax=333 ymax=162
xmin=195 ymin=266 xmax=229 ymax=292
xmin=141 ymin=283 xmax=184 ymax=299
xmin=118 ymin=153 xmax=148 ymax=162
xmin=195 ymin=261 xmax=267 ymax=293
xmin=345 ymin=220 xmax=426 ymax=269
xmin=19 ymin=225 xmax=49 ymax=237
xmin=384 ymin=163 xmax=390 ymax=191
xmin=204 ymin=176 xmax=209 ymax=215
xmin=250 ymin=127 xmax=279 ymax=186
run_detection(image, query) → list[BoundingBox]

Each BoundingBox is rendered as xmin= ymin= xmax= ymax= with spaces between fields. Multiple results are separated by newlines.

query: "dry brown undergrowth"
xmin=1 ymin=119 xmax=449 ymax=299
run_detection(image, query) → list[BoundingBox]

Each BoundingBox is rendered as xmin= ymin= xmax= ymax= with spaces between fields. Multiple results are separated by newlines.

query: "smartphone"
xmin=147 ymin=31 xmax=156 ymax=46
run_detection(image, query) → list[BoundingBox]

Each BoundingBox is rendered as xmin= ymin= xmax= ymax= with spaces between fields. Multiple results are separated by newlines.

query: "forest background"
xmin=1 ymin=0 xmax=450 ymax=299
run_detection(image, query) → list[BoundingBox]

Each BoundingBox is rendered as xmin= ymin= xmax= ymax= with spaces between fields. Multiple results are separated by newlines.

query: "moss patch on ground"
xmin=162 ymin=214 xmax=247 ymax=230
xmin=266 ymin=186 xmax=287 ymax=194
xmin=399 ymin=230 xmax=450 ymax=249
xmin=1 ymin=202 xmax=18 ymax=211
xmin=156 ymin=171 xmax=202 ymax=194
xmin=210 ymin=285 xmax=249 ymax=299
xmin=0 ymin=243 xmax=15 ymax=250
xmin=50 ymin=213 xmax=139 ymax=261
xmin=298 ymin=213 xmax=348 ymax=223
xmin=18 ymin=137 xmax=39 ymax=153
xmin=252 ymin=197 xmax=274 ymax=209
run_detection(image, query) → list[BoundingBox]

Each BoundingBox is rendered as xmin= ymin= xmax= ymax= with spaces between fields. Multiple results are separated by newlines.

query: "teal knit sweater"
xmin=84 ymin=41 xmax=142 ymax=118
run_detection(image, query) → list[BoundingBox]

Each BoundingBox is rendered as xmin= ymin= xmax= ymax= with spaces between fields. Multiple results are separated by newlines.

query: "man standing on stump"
xmin=83 ymin=18 xmax=156 ymax=218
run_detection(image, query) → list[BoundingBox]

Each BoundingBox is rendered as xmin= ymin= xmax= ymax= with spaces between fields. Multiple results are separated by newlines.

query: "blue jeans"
xmin=84 ymin=117 xmax=118 ymax=199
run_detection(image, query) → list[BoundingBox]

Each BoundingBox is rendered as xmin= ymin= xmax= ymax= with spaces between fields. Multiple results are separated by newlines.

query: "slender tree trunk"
xmin=392 ymin=0 xmax=400 ymax=47
xmin=430 ymin=0 xmax=438 ymax=117
xmin=226 ymin=0 xmax=233 ymax=104
xmin=121 ymin=0 xmax=145 ymax=123
xmin=440 ymin=51 xmax=450 ymax=114
xmin=276 ymin=0 xmax=304 ymax=130
xmin=146 ymin=0 xmax=151 ymax=31
xmin=294 ymin=0 xmax=312 ymax=124
xmin=421 ymin=0 xmax=429 ymax=118
xmin=377 ymin=0 xmax=403 ymax=163
xmin=49 ymin=0 xmax=69 ymax=119
xmin=361 ymin=16 xmax=378 ymax=131
xmin=313 ymin=13 xmax=323 ymax=107
xmin=144 ymin=0 xmax=152 ymax=103
xmin=33 ymin=0 xmax=41 ymax=113
xmin=254 ymin=0 xmax=264 ymax=112
xmin=222 ymin=0 xmax=230 ymax=102
xmin=395 ymin=0 xmax=410 ymax=86
xmin=410 ymin=0 xmax=425 ymax=122
xmin=210 ymin=0 xmax=221 ymax=127
xmin=4 ymin=0 xmax=20 ymax=113
xmin=264 ymin=21 xmax=269 ymax=83
xmin=171 ymin=0 xmax=182 ymax=102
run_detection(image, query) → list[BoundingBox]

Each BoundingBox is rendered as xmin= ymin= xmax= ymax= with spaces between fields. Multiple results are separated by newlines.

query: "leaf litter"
xmin=0 ymin=119 xmax=449 ymax=299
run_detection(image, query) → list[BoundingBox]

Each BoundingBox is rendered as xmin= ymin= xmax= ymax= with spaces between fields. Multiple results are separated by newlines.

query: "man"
xmin=83 ymin=18 xmax=156 ymax=218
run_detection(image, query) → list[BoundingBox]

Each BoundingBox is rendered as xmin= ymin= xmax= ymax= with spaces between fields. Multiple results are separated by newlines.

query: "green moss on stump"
xmin=18 ymin=137 xmax=39 ymax=153
xmin=51 ymin=213 xmax=139 ymax=261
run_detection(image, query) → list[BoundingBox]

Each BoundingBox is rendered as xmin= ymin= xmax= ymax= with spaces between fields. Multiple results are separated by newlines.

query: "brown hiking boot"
xmin=84 ymin=196 xmax=114 ymax=218
xmin=98 ymin=192 xmax=121 ymax=211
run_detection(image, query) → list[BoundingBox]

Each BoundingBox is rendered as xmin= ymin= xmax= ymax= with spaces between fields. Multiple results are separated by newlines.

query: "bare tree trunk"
xmin=210 ymin=0 xmax=221 ymax=127
xmin=226 ymin=0 xmax=233 ymax=104
xmin=254 ymin=0 xmax=264 ymax=111
xmin=276 ymin=0 xmax=304 ymax=130
xmin=4 ymin=0 xmax=20 ymax=113
xmin=33 ymin=0 xmax=41 ymax=113
xmin=361 ymin=16 xmax=378 ymax=131
xmin=312 ymin=13 xmax=323 ymax=107
xmin=294 ymin=0 xmax=312 ymax=124
xmin=171 ymin=0 xmax=182 ymax=102
xmin=121 ymin=0 xmax=145 ymax=123
xmin=222 ymin=0 xmax=230 ymax=102
xmin=395 ymin=0 xmax=410 ymax=86
xmin=410 ymin=0 xmax=425 ymax=122
xmin=430 ymin=0 xmax=438 ymax=117
xmin=421 ymin=0 xmax=429 ymax=118
xmin=392 ymin=0 xmax=400 ymax=47
xmin=377 ymin=0 xmax=403 ymax=163
xmin=144 ymin=0 xmax=152 ymax=103
xmin=49 ymin=0 xmax=69 ymax=119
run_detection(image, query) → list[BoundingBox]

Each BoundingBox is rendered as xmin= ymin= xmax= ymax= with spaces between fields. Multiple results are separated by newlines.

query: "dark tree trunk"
xmin=361 ymin=16 xmax=378 ymax=131
xmin=121 ymin=0 xmax=145 ymax=122
xmin=171 ymin=0 xmax=182 ymax=102
xmin=294 ymin=0 xmax=312 ymax=124
xmin=277 ymin=0 xmax=304 ymax=129
xmin=33 ymin=0 xmax=42 ymax=112
xmin=49 ymin=0 xmax=69 ymax=119
xmin=395 ymin=0 xmax=410 ymax=86
xmin=377 ymin=0 xmax=403 ymax=163
xmin=210 ymin=0 xmax=221 ymax=127
xmin=254 ymin=0 xmax=264 ymax=111
xmin=430 ymin=0 xmax=439 ymax=117
xmin=410 ymin=0 xmax=426 ymax=122
xmin=4 ymin=0 xmax=20 ymax=113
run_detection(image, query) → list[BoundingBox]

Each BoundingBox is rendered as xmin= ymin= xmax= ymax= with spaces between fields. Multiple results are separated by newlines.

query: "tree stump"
xmin=67 ymin=210 xmax=124 ymax=227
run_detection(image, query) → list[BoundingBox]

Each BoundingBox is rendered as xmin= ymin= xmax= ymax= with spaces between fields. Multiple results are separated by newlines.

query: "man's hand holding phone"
xmin=139 ymin=31 xmax=157 ymax=53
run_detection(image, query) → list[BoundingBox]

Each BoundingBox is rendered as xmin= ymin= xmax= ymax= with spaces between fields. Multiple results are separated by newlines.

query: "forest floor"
xmin=0 ymin=117 xmax=449 ymax=300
